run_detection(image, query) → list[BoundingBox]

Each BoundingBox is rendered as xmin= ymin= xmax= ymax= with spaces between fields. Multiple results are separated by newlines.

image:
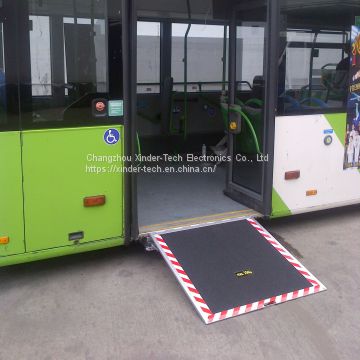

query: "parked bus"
xmin=0 ymin=0 xmax=359 ymax=267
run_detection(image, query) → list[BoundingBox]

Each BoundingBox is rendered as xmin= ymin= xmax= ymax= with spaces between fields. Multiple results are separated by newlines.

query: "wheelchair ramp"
xmin=151 ymin=218 xmax=326 ymax=324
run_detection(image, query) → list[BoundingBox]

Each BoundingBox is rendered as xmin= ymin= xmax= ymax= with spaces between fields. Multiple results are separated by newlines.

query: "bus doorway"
xmin=136 ymin=0 xmax=273 ymax=234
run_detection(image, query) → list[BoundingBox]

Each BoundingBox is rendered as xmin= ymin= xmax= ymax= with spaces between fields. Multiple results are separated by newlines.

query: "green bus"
xmin=1 ymin=0 xmax=359 ymax=267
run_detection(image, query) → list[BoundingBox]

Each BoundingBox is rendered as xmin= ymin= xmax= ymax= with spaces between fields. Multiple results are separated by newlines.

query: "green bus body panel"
xmin=271 ymin=188 xmax=292 ymax=218
xmin=325 ymin=113 xmax=346 ymax=147
xmin=0 ymin=132 xmax=25 ymax=256
xmin=22 ymin=126 xmax=124 ymax=252
xmin=0 ymin=237 xmax=123 ymax=267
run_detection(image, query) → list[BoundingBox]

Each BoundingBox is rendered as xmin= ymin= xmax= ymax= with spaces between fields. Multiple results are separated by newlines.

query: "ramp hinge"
xmin=140 ymin=236 xmax=158 ymax=252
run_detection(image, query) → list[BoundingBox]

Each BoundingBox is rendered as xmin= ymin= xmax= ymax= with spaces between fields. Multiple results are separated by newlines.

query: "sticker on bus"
xmin=104 ymin=129 xmax=120 ymax=145
xmin=108 ymin=100 xmax=124 ymax=117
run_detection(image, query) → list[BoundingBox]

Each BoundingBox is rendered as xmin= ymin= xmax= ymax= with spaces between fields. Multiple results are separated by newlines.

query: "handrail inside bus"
xmin=137 ymin=81 xmax=253 ymax=92
xmin=136 ymin=132 xmax=142 ymax=165
xmin=222 ymin=25 xmax=227 ymax=92
xmin=183 ymin=0 xmax=192 ymax=140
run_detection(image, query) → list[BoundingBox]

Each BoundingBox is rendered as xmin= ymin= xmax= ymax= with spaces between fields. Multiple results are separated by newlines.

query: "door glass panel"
xmin=0 ymin=13 xmax=20 ymax=131
xmin=0 ymin=6 xmax=25 ymax=256
xmin=30 ymin=15 xmax=52 ymax=96
xmin=18 ymin=0 xmax=121 ymax=129
xmin=137 ymin=21 xmax=161 ymax=94
xmin=172 ymin=23 xmax=228 ymax=92
xmin=0 ymin=21 xmax=6 ymax=126
xmin=232 ymin=5 xmax=267 ymax=195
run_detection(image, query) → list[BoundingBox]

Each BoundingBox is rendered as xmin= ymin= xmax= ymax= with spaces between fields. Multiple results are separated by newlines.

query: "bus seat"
xmin=251 ymin=76 xmax=265 ymax=101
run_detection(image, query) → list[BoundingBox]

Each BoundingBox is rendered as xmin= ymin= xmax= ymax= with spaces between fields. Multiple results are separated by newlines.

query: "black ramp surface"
xmin=161 ymin=220 xmax=312 ymax=314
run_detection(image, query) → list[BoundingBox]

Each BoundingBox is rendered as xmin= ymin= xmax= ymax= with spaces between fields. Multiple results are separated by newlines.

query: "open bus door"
xmin=148 ymin=0 xmax=326 ymax=324
xmin=224 ymin=0 xmax=277 ymax=217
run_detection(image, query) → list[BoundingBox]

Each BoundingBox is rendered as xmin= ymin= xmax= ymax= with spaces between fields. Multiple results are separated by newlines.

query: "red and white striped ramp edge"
xmin=152 ymin=218 xmax=326 ymax=324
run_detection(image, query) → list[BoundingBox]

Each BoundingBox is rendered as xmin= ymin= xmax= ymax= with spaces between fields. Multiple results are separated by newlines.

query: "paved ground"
xmin=1 ymin=206 xmax=359 ymax=360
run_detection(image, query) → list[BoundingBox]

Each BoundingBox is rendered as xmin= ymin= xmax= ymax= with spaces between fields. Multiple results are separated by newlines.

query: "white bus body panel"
xmin=273 ymin=114 xmax=360 ymax=214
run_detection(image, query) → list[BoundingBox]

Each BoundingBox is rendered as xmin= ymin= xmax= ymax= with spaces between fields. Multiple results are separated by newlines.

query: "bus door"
xmin=2 ymin=0 xmax=128 ymax=254
xmin=0 ymin=1 xmax=25 ymax=256
xmin=225 ymin=0 xmax=276 ymax=216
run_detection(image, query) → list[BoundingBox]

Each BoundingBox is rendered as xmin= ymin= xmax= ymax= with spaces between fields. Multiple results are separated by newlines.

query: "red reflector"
xmin=84 ymin=195 xmax=106 ymax=207
xmin=285 ymin=170 xmax=300 ymax=180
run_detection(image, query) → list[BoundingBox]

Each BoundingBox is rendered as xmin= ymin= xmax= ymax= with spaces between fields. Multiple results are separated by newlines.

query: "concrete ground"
xmin=0 ymin=206 xmax=359 ymax=360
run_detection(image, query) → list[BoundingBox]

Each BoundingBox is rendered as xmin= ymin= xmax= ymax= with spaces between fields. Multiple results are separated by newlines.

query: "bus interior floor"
xmin=137 ymin=163 xmax=249 ymax=227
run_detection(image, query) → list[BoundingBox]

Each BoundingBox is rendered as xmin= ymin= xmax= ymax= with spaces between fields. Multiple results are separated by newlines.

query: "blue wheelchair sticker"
xmin=104 ymin=128 xmax=120 ymax=145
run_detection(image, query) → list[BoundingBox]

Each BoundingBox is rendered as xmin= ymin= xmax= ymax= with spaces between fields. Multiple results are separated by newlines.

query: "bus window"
xmin=281 ymin=30 xmax=348 ymax=114
xmin=0 ymin=21 xmax=6 ymax=126
xmin=277 ymin=0 xmax=359 ymax=116
xmin=171 ymin=23 xmax=228 ymax=92
xmin=0 ymin=7 xmax=20 ymax=131
xmin=137 ymin=0 xmax=220 ymax=22
xmin=0 ymin=23 xmax=3 ymax=71
xmin=236 ymin=25 xmax=265 ymax=92
xmin=29 ymin=15 xmax=52 ymax=97
xmin=137 ymin=21 xmax=161 ymax=94
xmin=18 ymin=0 xmax=120 ymax=129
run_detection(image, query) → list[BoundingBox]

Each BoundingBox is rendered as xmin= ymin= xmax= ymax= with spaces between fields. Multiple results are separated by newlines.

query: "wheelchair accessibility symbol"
xmin=104 ymin=128 xmax=120 ymax=145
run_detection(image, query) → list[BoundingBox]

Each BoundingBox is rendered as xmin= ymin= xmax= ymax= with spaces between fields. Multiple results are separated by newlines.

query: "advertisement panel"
xmin=344 ymin=26 xmax=360 ymax=169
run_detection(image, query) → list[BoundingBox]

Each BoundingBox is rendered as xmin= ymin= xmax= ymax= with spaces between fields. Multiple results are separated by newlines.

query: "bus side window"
xmin=277 ymin=2 xmax=350 ymax=116
xmin=0 ymin=22 xmax=6 ymax=127
xmin=17 ymin=0 xmax=122 ymax=129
